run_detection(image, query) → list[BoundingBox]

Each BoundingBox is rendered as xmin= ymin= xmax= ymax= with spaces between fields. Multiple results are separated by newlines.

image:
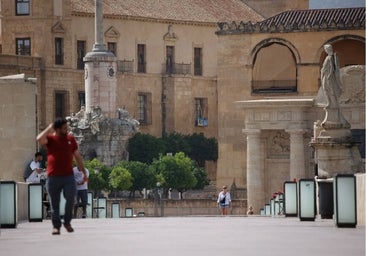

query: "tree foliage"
xmin=116 ymin=160 xmax=156 ymax=197
xmin=151 ymin=152 xmax=197 ymax=195
xmin=127 ymin=133 xmax=165 ymax=164
xmin=85 ymin=158 xmax=111 ymax=196
xmin=128 ymin=132 xmax=218 ymax=168
xmin=109 ymin=166 xmax=133 ymax=191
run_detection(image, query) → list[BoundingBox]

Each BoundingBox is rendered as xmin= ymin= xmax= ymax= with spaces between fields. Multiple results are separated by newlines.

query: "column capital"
xmin=285 ymin=129 xmax=309 ymax=135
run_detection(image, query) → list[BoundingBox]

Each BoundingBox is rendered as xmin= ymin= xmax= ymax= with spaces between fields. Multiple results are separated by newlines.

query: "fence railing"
xmin=117 ymin=59 xmax=134 ymax=73
xmin=163 ymin=62 xmax=191 ymax=75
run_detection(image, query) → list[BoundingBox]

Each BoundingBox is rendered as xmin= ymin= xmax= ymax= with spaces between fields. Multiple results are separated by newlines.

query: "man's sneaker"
xmin=63 ymin=223 xmax=74 ymax=233
xmin=52 ymin=228 xmax=60 ymax=235
xmin=82 ymin=214 xmax=86 ymax=218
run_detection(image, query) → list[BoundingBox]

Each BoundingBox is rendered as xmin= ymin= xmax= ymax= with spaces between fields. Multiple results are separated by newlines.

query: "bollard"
xmin=0 ymin=181 xmax=17 ymax=228
xmin=28 ymin=183 xmax=43 ymax=222
xmin=284 ymin=181 xmax=298 ymax=217
xmin=334 ymin=174 xmax=357 ymax=228
xmin=298 ymin=179 xmax=316 ymax=221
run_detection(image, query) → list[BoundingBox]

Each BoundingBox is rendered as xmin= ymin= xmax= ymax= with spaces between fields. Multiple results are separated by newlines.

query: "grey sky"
xmin=310 ymin=0 xmax=365 ymax=8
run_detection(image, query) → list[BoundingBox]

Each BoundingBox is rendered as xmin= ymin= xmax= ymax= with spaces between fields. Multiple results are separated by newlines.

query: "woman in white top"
xmin=217 ymin=185 xmax=231 ymax=215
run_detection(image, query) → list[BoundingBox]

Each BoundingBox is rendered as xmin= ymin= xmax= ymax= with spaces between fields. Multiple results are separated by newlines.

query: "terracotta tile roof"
xmin=217 ymin=7 xmax=365 ymax=34
xmin=260 ymin=7 xmax=365 ymax=28
xmin=71 ymin=0 xmax=264 ymax=23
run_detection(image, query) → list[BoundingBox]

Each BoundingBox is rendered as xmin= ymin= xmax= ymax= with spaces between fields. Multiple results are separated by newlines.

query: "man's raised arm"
xmin=37 ymin=123 xmax=54 ymax=146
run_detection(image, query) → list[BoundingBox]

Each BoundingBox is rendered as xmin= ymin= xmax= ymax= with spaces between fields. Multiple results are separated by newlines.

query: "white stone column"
xmin=286 ymin=129 xmax=307 ymax=180
xmin=243 ymin=129 xmax=265 ymax=214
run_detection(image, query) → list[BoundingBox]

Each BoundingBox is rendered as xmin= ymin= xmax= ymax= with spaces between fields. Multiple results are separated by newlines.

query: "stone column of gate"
xmin=243 ymin=129 xmax=265 ymax=214
xmin=286 ymin=129 xmax=307 ymax=180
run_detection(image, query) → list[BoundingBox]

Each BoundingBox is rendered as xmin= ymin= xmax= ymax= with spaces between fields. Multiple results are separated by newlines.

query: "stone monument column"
xmin=243 ymin=129 xmax=265 ymax=214
xmin=286 ymin=129 xmax=307 ymax=180
xmin=84 ymin=0 xmax=117 ymax=118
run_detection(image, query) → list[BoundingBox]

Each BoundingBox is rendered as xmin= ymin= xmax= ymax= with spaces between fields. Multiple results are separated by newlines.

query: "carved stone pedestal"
xmin=311 ymin=125 xmax=364 ymax=179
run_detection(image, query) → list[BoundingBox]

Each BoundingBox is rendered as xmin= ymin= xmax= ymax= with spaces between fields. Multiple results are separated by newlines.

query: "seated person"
xmin=25 ymin=152 xmax=46 ymax=183
xmin=247 ymin=205 xmax=254 ymax=215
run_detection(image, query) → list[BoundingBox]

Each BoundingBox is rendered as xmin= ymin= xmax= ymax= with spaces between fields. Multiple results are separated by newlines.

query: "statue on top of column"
xmin=315 ymin=44 xmax=350 ymax=129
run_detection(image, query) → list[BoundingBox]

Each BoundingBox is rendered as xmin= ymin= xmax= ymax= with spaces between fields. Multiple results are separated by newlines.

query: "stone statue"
xmin=315 ymin=44 xmax=349 ymax=128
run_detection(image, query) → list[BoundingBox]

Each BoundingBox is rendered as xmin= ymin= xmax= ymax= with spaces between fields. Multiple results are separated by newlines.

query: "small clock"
xmin=108 ymin=67 xmax=115 ymax=77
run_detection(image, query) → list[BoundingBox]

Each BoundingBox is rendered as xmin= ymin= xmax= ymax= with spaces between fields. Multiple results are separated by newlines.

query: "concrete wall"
xmin=356 ymin=173 xmax=365 ymax=226
xmin=105 ymin=199 xmax=247 ymax=217
xmin=0 ymin=74 xmax=37 ymax=182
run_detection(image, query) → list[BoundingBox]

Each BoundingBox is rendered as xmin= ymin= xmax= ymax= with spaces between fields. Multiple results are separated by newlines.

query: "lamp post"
xmin=154 ymin=182 xmax=161 ymax=217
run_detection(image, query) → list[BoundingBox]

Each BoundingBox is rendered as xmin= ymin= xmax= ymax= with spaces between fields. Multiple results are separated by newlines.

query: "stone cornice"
xmin=72 ymin=12 xmax=216 ymax=27
xmin=216 ymin=19 xmax=365 ymax=35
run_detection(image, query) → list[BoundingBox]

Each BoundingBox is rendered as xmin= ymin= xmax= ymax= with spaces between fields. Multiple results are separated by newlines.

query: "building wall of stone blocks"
xmin=216 ymin=29 xmax=365 ymax=197
xmin=0 ymin=76 xmax=37 ymax=182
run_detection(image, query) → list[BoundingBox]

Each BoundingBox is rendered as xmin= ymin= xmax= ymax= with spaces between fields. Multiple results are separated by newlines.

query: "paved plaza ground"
xmin=0 ymin=216 xmax=364 ymax=256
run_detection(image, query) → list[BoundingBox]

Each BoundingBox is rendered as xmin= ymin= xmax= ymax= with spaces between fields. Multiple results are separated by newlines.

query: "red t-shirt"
xmin=46 ymin=134 xmax=78 ymax=177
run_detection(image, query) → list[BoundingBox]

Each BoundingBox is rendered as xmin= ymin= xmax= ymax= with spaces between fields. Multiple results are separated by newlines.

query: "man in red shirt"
xmin=37 ymin=118 xmax=87 ymax=235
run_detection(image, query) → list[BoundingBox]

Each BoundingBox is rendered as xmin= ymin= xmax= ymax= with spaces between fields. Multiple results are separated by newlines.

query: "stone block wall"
xmin=0 ymin=74 xmax=37 ymax=181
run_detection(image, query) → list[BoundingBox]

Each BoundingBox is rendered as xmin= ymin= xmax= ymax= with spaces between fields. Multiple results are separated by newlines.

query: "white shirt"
xmin=30 ymin=160 xmax=41 ymax=171
xmin=26 ymin=160 xmax=42 ymax=183
xmin=217 ymin=191 xmax=231 ymax=205
xmin=73 ymin=167 xmax=89 ymax=190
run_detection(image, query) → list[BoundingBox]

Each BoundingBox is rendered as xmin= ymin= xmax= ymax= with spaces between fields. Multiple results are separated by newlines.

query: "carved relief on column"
xmin=286 ymin=129 xmax=307 ymax=180
xmin=243 ymin=129 xmax=265 ymax=214
xmin=267 ymin=130 xmax=290 ymax=159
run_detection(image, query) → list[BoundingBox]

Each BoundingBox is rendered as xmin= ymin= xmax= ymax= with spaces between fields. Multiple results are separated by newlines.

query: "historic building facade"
xmin=0 ymin=0 xmax=263 ymax=181
xmin=216 ymin=7 xmax=365 ymax=211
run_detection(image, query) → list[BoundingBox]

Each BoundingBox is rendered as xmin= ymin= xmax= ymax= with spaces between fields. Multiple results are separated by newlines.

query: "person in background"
xmin=73 ymin=166 xmax=89 ymax=218
xmin=247 ymin=205 xmax=254 ymax=215
xmin=37 ymin=118 xmax=87 ymax=235
xmin=25 ymin=152 xmax=45 ymax=183
xmin=217 ymin=185 xmax=231 ymax=215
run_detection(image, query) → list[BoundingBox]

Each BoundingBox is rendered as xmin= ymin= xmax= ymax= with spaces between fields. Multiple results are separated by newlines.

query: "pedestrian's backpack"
xmin=220 ymin=195 xmax=226 ymax=204
xmin=23 ymin=160 xmax=33 ymax=181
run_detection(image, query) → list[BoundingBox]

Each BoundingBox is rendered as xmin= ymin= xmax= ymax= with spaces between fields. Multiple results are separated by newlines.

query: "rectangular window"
xmin=55 ymin=37 xmax=64 ymax=65
xmin=55 ymin=90 xmax=68 ymax=118
xmin=16 ymin=38 xmax=31 ymax=55
xmin=78 ymin=91 xmax=85 ymax=110
xmin=194 ymin=47 xmax=202 ymax=76
xmin=137 ymin=92 xmax=152 ymax=125
xmin=16 ymin=0 xmax=30 ymax=15
xmin=137 ymin=44 xmax=146 ymax=73
xmin=195 ymin=98 xmax=208 ymax=127
xmin=77 ymin=40 xmax=86 ymax=69
xmin=166 ymin=46 xmax=175 ymax=74
xmin=107 ymin=42 xmax=117 ymax=56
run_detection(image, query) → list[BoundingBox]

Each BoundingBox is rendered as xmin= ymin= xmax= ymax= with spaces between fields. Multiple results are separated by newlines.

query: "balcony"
xmin=117 ymin=59 xmax=134 ymax=73
xmin=163 ymin=62 xmax=191 ymax=75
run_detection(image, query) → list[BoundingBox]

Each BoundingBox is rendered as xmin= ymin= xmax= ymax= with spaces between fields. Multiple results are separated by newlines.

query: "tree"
xmin=85 ymin=158 xmax=111 ymax=197
xmin=152 ymin=152 xmax=197 ymax=198
xmin=162 ymin=132 xmax=190 ymax=155
xmin=192 ymin=166 xmax=210 ymax=190
xmin=109 ymin=166 xmax=133 ymax=192
xmin=186 ymin=133 xmax=218 ymax=167
xmin=116 ymin=160 xmax=156 ymax=197
xmin=128 ymin=133 xmax=165 ymax=164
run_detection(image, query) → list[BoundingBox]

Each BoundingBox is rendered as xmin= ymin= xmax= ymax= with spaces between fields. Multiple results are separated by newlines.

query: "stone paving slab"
xmin=0 ymin=216 xmax=364 ymax=256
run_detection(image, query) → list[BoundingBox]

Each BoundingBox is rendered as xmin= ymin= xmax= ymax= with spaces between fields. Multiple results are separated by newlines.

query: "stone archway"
xmin=236 ymin=98 xmax=314 ymax=213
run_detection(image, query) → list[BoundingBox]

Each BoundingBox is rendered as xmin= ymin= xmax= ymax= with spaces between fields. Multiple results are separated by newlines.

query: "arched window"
xmin=320 ymin=39 xmax=365 ymax=67
xmin=252 ymin=43 xmax=297 ymax=93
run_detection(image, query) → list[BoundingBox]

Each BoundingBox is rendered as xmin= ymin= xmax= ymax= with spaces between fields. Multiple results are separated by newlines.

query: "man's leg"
xmin=62 ymin=175 xmax=76 ymax=227
xmin=80 ymin=189 xmax=88 ymax=217
xmin=46 ymin=176 xmax=63 ymax=230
